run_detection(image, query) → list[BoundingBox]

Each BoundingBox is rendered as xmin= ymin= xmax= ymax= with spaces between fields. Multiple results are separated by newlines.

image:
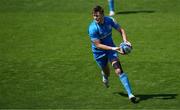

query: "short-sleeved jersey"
xmin=88 ymin=16 xmax=120 ymax=59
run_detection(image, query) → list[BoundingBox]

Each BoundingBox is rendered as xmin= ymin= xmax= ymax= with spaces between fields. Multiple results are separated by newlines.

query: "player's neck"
xmin=98 ymin=18 xmax=104 ymax=24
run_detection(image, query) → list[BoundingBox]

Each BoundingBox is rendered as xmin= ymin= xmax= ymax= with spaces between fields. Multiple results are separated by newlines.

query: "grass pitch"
xmin=0 ymin=0 xmax=180 ymax=109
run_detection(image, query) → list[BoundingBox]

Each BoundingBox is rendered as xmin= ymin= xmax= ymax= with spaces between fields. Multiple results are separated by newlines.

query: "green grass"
xmin=0 ymin=0 xmax=180 ymax=109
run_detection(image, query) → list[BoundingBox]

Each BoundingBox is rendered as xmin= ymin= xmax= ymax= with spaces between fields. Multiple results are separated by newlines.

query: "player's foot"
xmin=102 ymin=75 xmax=109 ymax=88
xmin=129 ymin=94 xmax=136 ymax=103
xmin=101 ymin=71 xmax=109 ymax=88
xmin=109 ymin=11 xmax=115 ymax=16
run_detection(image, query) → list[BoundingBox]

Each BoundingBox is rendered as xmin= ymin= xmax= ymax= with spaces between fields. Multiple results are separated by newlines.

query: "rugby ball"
xmin=120 ymin=42 xmax=132 ymax=54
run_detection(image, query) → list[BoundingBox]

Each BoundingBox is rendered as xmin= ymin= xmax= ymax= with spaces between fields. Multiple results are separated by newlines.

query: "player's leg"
xmin=101 ymin=63 xmax=110 ymax=88
xmin=108 ymin=0 xmax=115 ymax=16
xmin=111 ymin=60 xmax=136 ymax=102
xmin=96 ymin=56 xmax=110 ymax=88
xmin=108 ymin=50 xmax=136 ymax=102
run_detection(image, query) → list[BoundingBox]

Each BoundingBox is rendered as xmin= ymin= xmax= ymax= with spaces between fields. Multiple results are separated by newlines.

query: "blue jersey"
xmin=88 ymin=16 xmax=120 ymax=59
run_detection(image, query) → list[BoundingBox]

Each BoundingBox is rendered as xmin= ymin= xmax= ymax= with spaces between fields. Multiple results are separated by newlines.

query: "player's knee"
xmin=115 ymin=68 xmax=122 ymax=75
xmin=112 ymin=61 xmax=124 ymax=75
xmin=112 ymin=61 xmax=121 ymax=69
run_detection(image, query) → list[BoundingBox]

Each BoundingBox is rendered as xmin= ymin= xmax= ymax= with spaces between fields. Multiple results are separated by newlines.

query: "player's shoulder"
xmin=104 ymin=16 xmax=116 ymax=22
xmin=89 ymin=21 xmax=98 ymax=31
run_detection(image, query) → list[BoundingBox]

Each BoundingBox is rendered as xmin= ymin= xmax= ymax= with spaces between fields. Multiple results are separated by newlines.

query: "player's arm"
xmin=118 ymin=28 xmax=128 ymax=42
xmin=110 ymin=17 xmax=131 ymax=46
xmin=93 ymin=39 xmax=124 ymax=54
xmin=93 ymin=39 xmax=115 ymax=50
xmin=117 ymin=27 xmax=131 ymax=46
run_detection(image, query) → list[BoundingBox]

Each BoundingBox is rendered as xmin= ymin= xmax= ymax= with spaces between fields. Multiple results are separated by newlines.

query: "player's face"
xmin=93 ymin=12 xmax=104 ymax=24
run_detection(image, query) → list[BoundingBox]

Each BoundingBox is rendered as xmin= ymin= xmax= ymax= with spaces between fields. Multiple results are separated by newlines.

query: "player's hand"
xmin=111 ymin=47 xmax=125 ymax=55
xmin=124 ymin=41 xmax=132 ymax=46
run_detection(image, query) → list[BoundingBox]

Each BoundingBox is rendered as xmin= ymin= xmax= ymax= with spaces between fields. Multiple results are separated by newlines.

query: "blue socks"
xmin=119 ymin=73 xmax=133 ymax=96
xmin=108 ymin=0 xmax=114 ymax=12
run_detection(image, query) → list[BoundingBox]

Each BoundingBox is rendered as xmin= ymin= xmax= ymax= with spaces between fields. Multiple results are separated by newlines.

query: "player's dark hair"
xmin=92 ymin=5 xmax=104 ymax=15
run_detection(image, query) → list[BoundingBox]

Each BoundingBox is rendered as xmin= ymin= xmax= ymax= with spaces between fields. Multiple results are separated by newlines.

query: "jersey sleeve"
xmin=109 ymin=17 xmax=121 ymax=30
xmin=88 ymin=25 xmax=99 ymax=42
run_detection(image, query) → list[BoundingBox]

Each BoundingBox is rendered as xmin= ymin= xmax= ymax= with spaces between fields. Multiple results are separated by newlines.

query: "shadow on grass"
xmin=113 ymin=92 xmax=178 ymax=104
xmin=116 ymin=10 xmax=155 ymax=15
